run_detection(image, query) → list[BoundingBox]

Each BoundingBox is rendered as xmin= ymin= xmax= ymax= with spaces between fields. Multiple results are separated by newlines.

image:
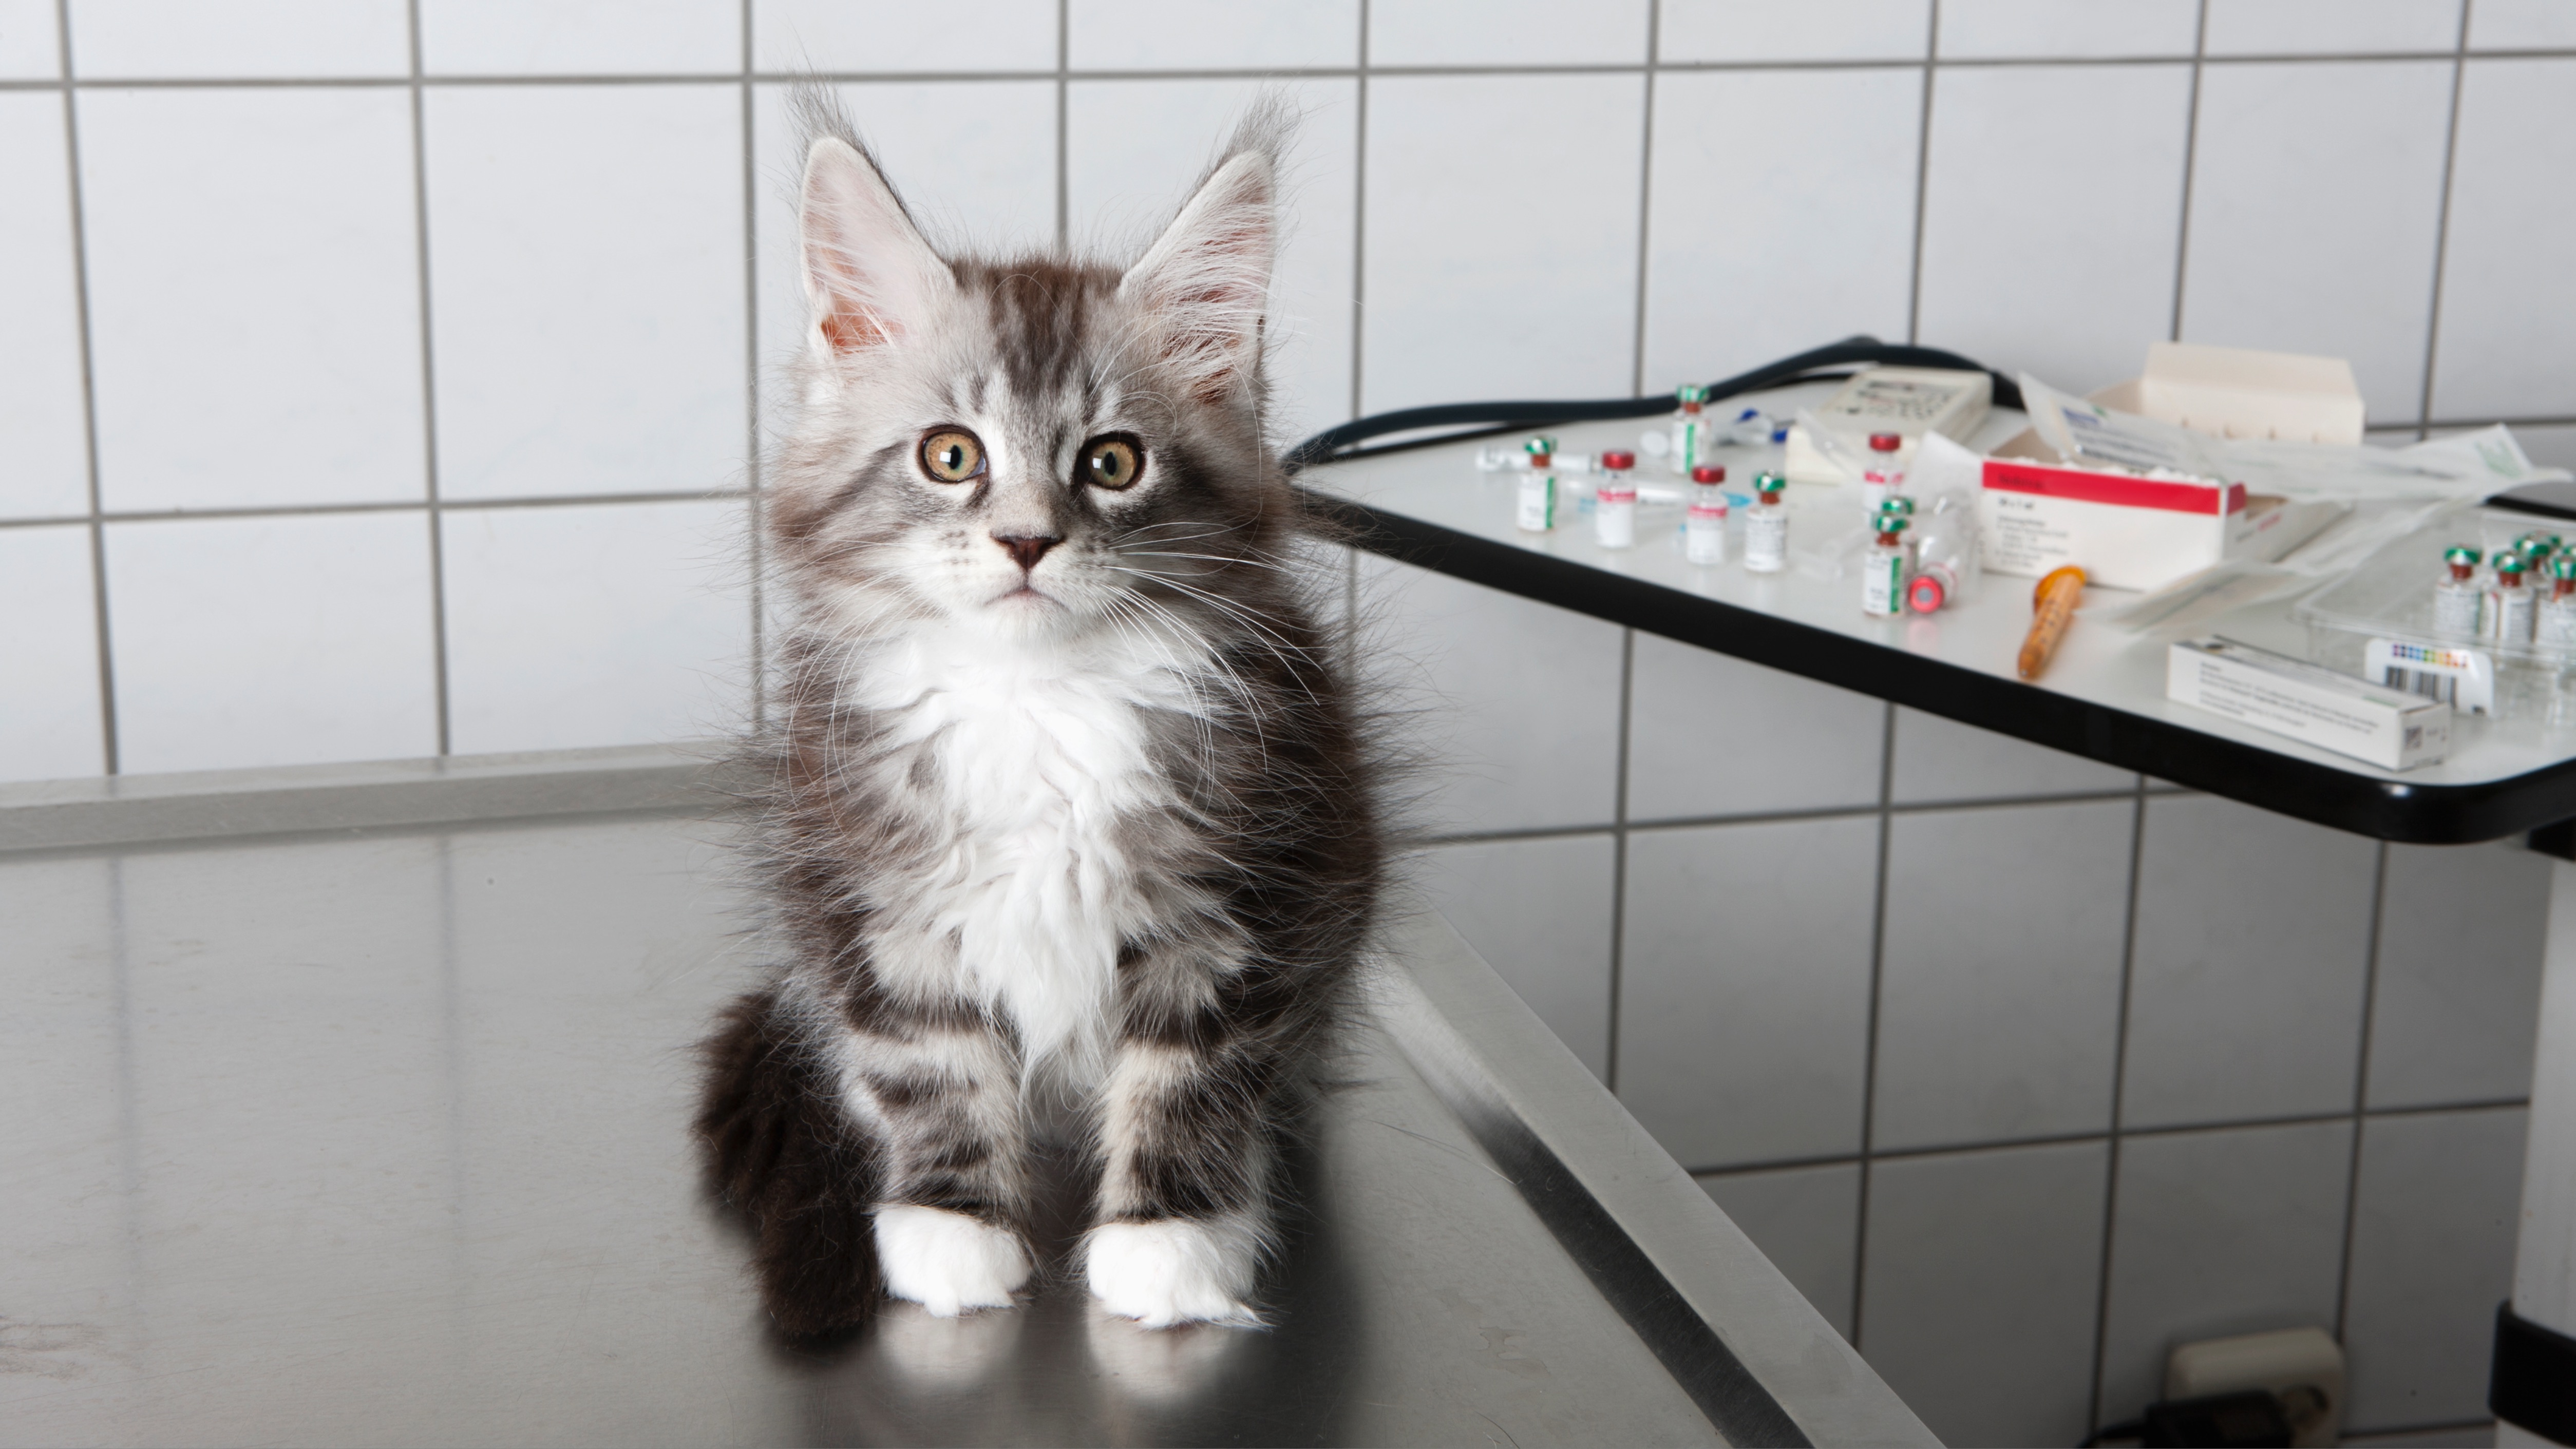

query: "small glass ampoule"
xmin=2434 ymin=545 xmax=2484 ymax=636
xmin=1744 ymin=471 xmax=1789 ymax=574
xmin=2543 ymin=555 xmax=2576 ymax=651
xmin=1685 ymin=465 xmax=1728 ymax=565
xmin=2488 ymin=552 xmax=2537 ymax=644
xmin=1516 ymin=435 xmax=1558 ymax=532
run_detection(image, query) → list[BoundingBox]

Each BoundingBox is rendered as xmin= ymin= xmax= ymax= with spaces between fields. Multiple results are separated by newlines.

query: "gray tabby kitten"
xmin=696 ymin=97 xmax=1382 ymax=1334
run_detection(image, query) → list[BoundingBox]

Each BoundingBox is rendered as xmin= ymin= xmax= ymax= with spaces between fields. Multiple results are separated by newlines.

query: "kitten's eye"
xmin=919 ymin=429 xmax=985 ymax=484
xmin=1079 ymin=435 xmax=1143 ymax=491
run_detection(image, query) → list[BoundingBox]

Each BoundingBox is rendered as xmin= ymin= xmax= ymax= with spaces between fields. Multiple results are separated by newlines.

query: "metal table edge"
xmin=1377 ymin=908 xmax=1941 ymax=1449
xmin=1305 ymin=486 xmax=2576 ymax=846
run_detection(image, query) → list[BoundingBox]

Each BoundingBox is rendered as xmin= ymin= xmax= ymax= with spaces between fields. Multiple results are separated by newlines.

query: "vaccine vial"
xmin=1516 ymin=435 xmax=1558 ymax=532
xmin=2488 ymin=553 xmax=2536 ymax=644
xmin=1595 ymin=450 xmax=1638 ymax=548
xmin=2544 ymin=556 xmax=2576 ymax=651
xmin=1670 ymin=384 xmax=1710 ymax=476
xmin=1860 ymin=432 xmax=1905 ymax=513
xmin=1862 ymin=508 xmax=1909 ymax=617
xmin=2435 ymin=546 xmax=2484 ymax=636
xmin=1744 ymin=471 xmax=1789 ymax=574
xmin=1685 ymin=464 xmax=1728 ymax=565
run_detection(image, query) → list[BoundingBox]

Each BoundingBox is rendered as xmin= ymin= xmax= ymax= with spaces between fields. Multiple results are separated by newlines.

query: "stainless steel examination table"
xmin=0 ymin=754 xmax=1932 ymax=1447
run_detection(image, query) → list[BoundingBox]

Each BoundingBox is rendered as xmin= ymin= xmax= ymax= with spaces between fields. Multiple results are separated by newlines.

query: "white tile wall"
xmin=752 ymin=0 xmax=1057 ymax=73
xmin=1069 ymin=0 xmax=1358 ymax=71
xmin=1640 ymin=67 xmax=1922 ymax=390
xmin=66 ymin=0 xmax=410 ymax=79
xmin=1694 ymin=1161 xmax=1861 ymax=1339
xmin=1618 ymin=815 xmax=1879 ymax=1168
xmin=1937 ymin=0 xmax=2201 ymax=59
xmin=0 ymin=0 xmax=59 ymax=78
xmin=1888 ymin=704 xmax=2133 ymax=804
xmin=1859 ymin=1140 xmax=2109 ymax=1447
xmin=2341 ymin=1107 xmax=2527 ymax=1431
xmin=78 ymin=87 xmax=425 ymax=512
xmin=2368 ymin=842 xmax=2549 ymax=1110
xmin=441 ymin=501 xmax=747 ymax=755
xmin=1915 ymin=63 xmax=2193 ymax=393
xmin=1873 ymin=800 xmax=2131 ymax=1150
xmin=1360 ymin=72 xmax=1642 ymax=412
xmin=419 ymin=0 xmax=742 ymax=76
xmin=104 ymin=512 xmax=437 ymax=773
xmin=0 ymin=91 xmax=87 ymax=520
xmin=1361 ymin=556 xmax=1623 ymax=835
xmin=2202 ymin=0 xmax=2463 ymax=56
xmin=1369 ymin=0 xmax=1648 ymax=67
xmin=2429 ymin=59 xmax=2576 ymax=424
xmin=2181 ymin=61 xmax=2456 ymax=423
xmin=424 ymin=85 xmax=746 ymax=501
xmin=1410 ymin=835 xmax=1615 ymax=1078
xmin=2097 ymin=1119 xmax=2357 ymax=1424
xmin=2471 ymin=0 xmax=2576 ymax=49
xmin=1658 ymin=0 xmax=1927 ymax=63
xmin=0 ymin=526 xmax=102 ymax=781
xmin=2124 ymin=794 xmax=2378 ymax=1128
xmin=1626 ymin=634 xmax=1883 ymax=821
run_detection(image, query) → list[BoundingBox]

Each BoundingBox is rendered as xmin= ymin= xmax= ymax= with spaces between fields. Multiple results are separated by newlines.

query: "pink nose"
xmin=994 ymin=533 xmax=1059 ymax=572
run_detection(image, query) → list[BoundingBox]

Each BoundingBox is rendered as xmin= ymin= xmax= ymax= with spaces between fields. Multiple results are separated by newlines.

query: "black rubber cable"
xmin=1280 ymin=334 xmax=2019 ymax=473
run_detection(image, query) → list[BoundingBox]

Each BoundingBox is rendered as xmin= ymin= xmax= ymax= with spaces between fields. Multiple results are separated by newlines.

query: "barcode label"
xmin=2384 ymin=666 xmax=2459 ymax=706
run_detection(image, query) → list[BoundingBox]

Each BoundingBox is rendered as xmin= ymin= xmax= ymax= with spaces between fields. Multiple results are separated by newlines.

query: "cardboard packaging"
xmin=1976 ymin=345 xmax=2358 ymax=593
xmin=1782 ymin=366 xmax=1992 ymax=481
xmin=2167 ymin=636 xmax=2449 ymax=770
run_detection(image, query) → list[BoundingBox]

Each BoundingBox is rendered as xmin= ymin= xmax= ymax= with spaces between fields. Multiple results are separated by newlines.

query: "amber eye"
xmin=919 ymin=429 xmax=985 ymax=484
xmin=1079 ymin=435 xmax=1143 ymax=491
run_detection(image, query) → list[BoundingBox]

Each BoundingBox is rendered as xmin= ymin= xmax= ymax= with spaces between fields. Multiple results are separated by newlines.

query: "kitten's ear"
xmin=800 ymin=136 xmax=952 ymax=358
xmin=1119 ymin=148 xmax=1276 ymax=403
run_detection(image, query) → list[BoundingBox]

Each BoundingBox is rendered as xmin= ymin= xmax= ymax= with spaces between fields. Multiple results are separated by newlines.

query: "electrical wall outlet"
xmin=2166 ymin=1326 xmax=2344 ymax=1448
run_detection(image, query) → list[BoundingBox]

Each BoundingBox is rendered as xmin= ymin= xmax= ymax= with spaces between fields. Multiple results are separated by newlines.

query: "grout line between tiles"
xmin=9 ymin=48 xmax=2572 ymax=93
xmin=2414 ymin=3 xmax=2474 ymax=440
xmin=53 ymin=0 xmax=116 ymax=775
xmin=2087 ymin=777 xmax=2150 ymax=1433
xmin=740 ymin=0 xmax=765 ymax=732
xmin=1847 ymin=697 xmax=1899 ymax=1347
xmin=1605 ymin=627 xmax=1635 ymax=1093
xmin=1348 ymin=0 xmax=1369 ymax=420
xmin=2336 ymin=840 xmax=2393 ymax=1341
xmin=1902 ymin=1 xmax=1937 ymax=347
xmin=1408 ymin=785 xmax=2155 ymax=848
xmin=405 ymin=0 xmax=451 ymax=757
xmin=1681 ymin=1095 xmax=2529 ymax=1179
xmin=2167 ymin=0 xmax=2209 ymax=345
xmin=1626 ymin=0 xmax=1659 ymax=397
xmin=1053 ymin=0 xmax=1069 ymax=250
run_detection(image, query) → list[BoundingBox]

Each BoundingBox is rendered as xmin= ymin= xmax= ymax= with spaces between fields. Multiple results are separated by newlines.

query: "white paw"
xmin=874 ymin=1205 xmax=1031 ymax=1318
xmin=1084 ymin=1219 xmax=1259 ymax=1328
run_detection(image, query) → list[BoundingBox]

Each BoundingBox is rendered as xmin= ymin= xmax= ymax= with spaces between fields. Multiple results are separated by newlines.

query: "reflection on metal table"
xmin=0 ymin=754 xmax=1931 ymax=1448
xmin=1300 ymin=384 xmax=2576 ymax=844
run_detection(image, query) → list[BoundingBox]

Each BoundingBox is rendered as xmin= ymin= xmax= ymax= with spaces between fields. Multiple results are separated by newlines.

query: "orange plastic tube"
xmin=2017 ymin=565 xmax=2087 ymax=681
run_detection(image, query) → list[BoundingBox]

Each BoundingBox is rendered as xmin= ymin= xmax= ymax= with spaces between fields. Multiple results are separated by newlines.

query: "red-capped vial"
xmin=1687 ymin=465 xmax=1728 ymax=565
xmin=1595 ymin=450 xmax=1638 ymax=549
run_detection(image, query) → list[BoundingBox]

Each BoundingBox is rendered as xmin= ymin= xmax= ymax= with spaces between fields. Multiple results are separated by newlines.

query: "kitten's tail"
xmin=695 ymin=987 xmax=884 ymax=1337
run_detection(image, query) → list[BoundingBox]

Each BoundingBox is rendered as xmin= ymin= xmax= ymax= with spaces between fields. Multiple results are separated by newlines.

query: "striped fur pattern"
xmin=695 ymin=94 xmax=1382 ymax=1336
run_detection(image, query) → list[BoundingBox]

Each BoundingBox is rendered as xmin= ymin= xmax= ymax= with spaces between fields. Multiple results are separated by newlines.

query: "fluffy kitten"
xmin=696 ymin=97 xmax=1382 ymax=1335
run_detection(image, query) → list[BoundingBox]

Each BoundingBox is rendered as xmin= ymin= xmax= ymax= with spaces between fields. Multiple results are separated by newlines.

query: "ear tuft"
xmin=1120 ymin=111 xmax=1284 ymax=404
xmin=799 ymin=125 xmax=952 ymax=360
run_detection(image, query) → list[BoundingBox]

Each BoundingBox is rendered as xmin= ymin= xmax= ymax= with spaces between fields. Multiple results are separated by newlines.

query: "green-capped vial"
xmin=2501 ymin=554 xmax=2528 ymax=577
xmin=2556 ymin=555 xmax=2576 ymax=583
xmin=1525 ymin=434 xmax=1557 ymax=462
xmin=1753 ymin=471 xmax=1788 ymax=497
xmin=1676 ymin=384 xmax=1707 ymax=407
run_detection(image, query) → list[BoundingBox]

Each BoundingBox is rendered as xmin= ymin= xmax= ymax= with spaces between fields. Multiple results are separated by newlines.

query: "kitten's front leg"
xmin=846 ymin=1005 xmax=1038 ymax=1317
xmin=1084 ymin=1025 xmax=1278 ymax=1328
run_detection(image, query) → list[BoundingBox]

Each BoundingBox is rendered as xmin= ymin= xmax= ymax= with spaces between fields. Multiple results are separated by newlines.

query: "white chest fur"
xmin=851 ymin=624 xmax=1199 ymax=1071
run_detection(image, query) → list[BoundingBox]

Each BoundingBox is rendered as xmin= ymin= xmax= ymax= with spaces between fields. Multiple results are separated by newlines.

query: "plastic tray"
xmin=2296 ymin=505 xmax=2576 ymax=718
